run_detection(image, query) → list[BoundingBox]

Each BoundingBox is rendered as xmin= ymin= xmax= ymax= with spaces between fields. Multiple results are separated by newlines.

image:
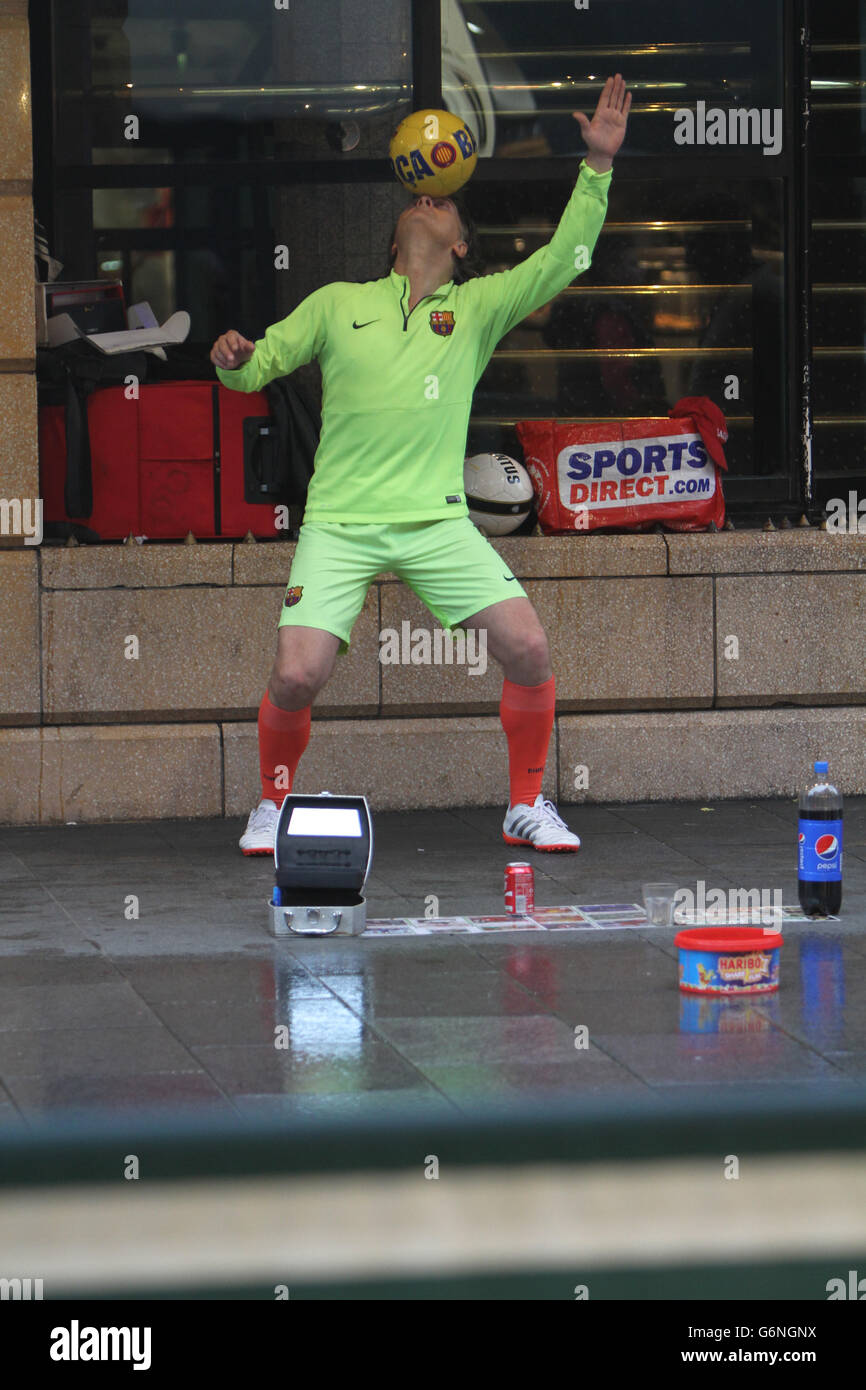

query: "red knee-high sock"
xmin=258 ymin=690 xmax=311 ymax=805
xmin=499 ymin=675 xmax=556 ymax=809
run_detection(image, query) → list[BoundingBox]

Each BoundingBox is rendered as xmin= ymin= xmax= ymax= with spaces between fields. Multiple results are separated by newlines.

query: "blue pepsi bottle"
xmin=798 ymin=760 xmax=843 ymax=917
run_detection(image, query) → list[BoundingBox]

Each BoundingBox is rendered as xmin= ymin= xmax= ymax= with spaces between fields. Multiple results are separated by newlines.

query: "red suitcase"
xmin=40 ymin=381 xmax=292 ymax=540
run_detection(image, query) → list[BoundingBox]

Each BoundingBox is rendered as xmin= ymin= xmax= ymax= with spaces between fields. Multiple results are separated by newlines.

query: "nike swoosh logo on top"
xmin=353 ymin=320 xmax=379 ymax=329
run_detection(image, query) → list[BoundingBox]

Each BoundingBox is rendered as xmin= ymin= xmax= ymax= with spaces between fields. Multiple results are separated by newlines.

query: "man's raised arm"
xmin=467 ymin=74 xmax=632 ymax=356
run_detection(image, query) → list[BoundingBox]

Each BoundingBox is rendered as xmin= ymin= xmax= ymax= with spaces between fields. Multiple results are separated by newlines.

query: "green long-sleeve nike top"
xmin=215 ymin=160 xmax=612 ymax=523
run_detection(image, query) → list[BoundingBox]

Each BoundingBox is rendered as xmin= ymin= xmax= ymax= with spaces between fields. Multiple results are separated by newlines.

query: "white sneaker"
xmin=503 ymin=794 xmax=581 ymax=853
xmin=239 ymin=797 xmax=282 ymax=856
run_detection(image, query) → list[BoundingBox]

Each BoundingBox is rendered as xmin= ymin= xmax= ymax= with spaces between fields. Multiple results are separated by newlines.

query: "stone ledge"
xmin=378 ymin=577 xmax=715 ymax=713
xmin=41 ymin=544 xmax=234 ymax=590
xmin=0 ymin=724 xmax=221 ymax=825
xmin=232 ymin=532 xmax=666 ymax=582
xmin=0 ymin=549 xmax=39 ymax=723
xmin=490 ymin=532 xmax=666 ymax=576
xmin=223 ymin=717 xmax=555 ymax=815
xmin=41 ymin=587 xmax=379 ymax=721
xmin=2 ymin=707 xmax=863 ymax=824
xmin=232 ymin=541 xmax=297 ymax=585
xmin=34 ymin=529 xmax=866 ymax=590
xmin=30 ymin=559 xmax=865 ymax=723
xmin=668 ymin=529 xmax=866 ymax=574
xmin=558 ymin=706 xmax=866 ymax=802
xmin=715 ymin=573 xmax=866 ymax=705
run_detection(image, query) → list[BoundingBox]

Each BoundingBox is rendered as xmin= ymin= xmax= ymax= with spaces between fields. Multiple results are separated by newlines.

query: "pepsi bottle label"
xmin=798 ymin=818 xmax=843 ymax=881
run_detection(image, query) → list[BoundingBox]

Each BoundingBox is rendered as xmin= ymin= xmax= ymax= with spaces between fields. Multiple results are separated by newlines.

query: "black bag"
xmin=257 ymin=376 xmax=319 ymax=512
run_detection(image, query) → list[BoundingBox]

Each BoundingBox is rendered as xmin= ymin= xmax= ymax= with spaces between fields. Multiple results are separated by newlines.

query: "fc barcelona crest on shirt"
xmin=283 ymin=585 xmax=303 ymax=608
xmin=429 ymin=310 xmax=455 ymax=337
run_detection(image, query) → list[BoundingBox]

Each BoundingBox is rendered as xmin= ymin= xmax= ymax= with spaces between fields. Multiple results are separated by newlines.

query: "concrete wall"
xmin=1 ymin=531 xmax=865 ymax=823
xmin=2 ymin=2 xmax=865 ymax=824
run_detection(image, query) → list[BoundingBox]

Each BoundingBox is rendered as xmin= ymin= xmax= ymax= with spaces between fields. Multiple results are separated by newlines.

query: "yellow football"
xmin=389 ymin=108 xmax=478 ymax=197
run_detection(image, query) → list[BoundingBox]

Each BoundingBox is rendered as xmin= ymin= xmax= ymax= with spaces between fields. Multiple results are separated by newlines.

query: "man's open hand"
xmin=210 ymin=330 xmax=255 ymax=370
xmin=572 ymin=74 xmax=631 ymax=171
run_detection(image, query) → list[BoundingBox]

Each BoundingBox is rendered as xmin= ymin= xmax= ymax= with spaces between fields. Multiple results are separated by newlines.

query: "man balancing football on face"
xmin=212 ymin=75 xmax=631 ymax=856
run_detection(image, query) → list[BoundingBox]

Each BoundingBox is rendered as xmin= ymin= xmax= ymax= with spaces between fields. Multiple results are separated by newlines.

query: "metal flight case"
xmin=268 ymin=792 xmax=373 ymax=937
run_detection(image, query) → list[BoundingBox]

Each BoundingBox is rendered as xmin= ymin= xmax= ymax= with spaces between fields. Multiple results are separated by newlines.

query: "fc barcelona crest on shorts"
xmin=429 ymin=310 xmax=455 ymax=337
xmin=283 ymin=584 xmax=303 ymax=608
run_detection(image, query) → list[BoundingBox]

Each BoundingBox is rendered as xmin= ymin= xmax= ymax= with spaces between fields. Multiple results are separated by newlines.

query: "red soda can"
xmin=504 ymin=862 xmax=535 ymax=916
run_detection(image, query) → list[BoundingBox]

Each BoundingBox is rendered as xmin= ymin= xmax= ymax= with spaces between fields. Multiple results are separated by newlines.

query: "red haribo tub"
xmin=675 ymin=927 xmax=783 ymax=995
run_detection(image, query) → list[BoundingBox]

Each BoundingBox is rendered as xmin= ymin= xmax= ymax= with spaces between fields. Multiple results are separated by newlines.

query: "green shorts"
xmin=278 ymin=516 xmax=528 ymax=653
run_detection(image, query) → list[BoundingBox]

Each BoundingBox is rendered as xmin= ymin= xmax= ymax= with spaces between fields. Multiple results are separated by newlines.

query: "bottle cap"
xmin=815 ymin=760 xmax=828 ymax=774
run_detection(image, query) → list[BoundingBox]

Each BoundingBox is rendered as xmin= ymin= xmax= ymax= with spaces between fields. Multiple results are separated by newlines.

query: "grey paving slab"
xmin=465 ymin=936 xmax=676 ymax=989
xmin=191 ymin=1034 xmax=426 ymax=1097
xmin=0 ymin=1102 xmax=27 ymax=1130
xmin=589 ymin=1032 xmax=845 ymax=1085
xmin=0 ymin=956 xmax=123 ymax=985
xmin=757 ymin=924 xmax=866 ymax=946
xmin=4 ymin=1072 xmax=235 ymax=1118
xmin=0 ymin=1026 xmax=199 ymax=1078
xmin=647 ymin=1079 xmax=866 ymax=1101
xmin=648 ymin=855 xmax=796 ymax=877
xmin=373 ymin=865 xmax=506 ymax=895
xmin=0 ymin=1079 xmax=23 ymax=1113
xmin=609 ymin=800 xmax=798 ymax=842
xmin=0 ymin=884 xmax=71 ymax=909
xmin=418 ymin=1059 xmax=651 ymax=1101
xmin=0 ymin=981 xmax=161 ymax=1033
xmin=0 ymin=830 xmax=168 ymax=858
xmin=372 ymin=1014 xmax=581 ymax=1067
xmin=820 ymin=1052 xmax=866 ymax=1080
xmin=658 ymin=829 xmax=799 ymax=856
xmin=68 ymin=920 xmax=274 ymax=955
xmin=747 ymin=796 xmax=804 ymax=810
xmin=532 ymin=866 xmax=712 ymax=898
xmin=284 ymin=937 xmax=497 ymax=975
xmin=118 ymin=954 xmax=318 ymax=1003
xmin=232 ymin=1088 xmax=458 ymax=1119
xmin=45 ymin=883 xmax=229 ymax=909
xmin=149 ymin=990 xmax=338 ymax=1048
xmin=10 ymin=859 xmax=196 ymax=883
xmin=0 ymin=798 xmax=863 ymax=1120
xmin=0 ymin=927 xmax=96 ymax=956
xmin=0 ymin=861 xmax=39 ymax=888
xmin=517 ymin=988 xmax=700 ymax=1035
xmin=691 ymin=867 xmax=857 ymax=898
xmin=317 ymin=968 xmax=542 ymax=1019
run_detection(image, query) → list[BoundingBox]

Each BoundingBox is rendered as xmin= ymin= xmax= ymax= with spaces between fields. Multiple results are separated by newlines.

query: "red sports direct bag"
xmin=517 ymin=396 xmax=729 ymax=534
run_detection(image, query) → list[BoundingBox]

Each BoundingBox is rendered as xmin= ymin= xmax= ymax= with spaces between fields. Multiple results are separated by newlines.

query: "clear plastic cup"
xmin=642 ymin=882 xmax=680 ymax=927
